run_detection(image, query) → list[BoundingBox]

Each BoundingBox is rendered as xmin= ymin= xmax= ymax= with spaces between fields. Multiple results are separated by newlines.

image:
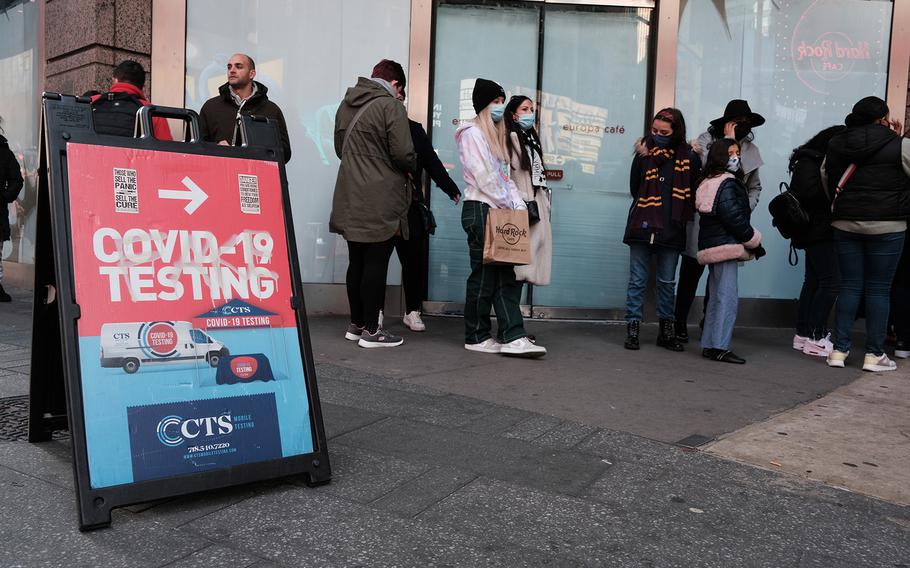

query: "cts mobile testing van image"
xmin=100 ymin=321 xmax=229 ymax=374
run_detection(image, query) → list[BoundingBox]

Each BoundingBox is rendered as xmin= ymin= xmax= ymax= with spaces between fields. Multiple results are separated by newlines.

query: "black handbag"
xmin=525 ymin=200 xmax=540 ymax=225
xmin=416 ymin=201 xmax=437 ymax=235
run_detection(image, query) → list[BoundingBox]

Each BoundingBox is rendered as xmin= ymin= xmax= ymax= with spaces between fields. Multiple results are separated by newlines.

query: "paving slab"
xmin=709 ymin=371 xmax=910 ymax=506
xmin=308 ymin=316 xmax=857 ymax=443
xmin=0 ymin=465 xmax=210 ymax=568
xmin=185 ymin=485 xmax=564 ymax=567
xmin=333 ymin=416 xmax=609 ymax=496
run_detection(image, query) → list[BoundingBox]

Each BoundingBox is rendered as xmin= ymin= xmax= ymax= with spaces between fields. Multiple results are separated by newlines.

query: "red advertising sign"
xmin=65 ymin=143 xmax=315 ymax=491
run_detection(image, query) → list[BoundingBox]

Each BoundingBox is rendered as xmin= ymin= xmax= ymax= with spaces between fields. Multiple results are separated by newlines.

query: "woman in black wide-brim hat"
xmin=674 ymin=99 xmax=765 ymax=343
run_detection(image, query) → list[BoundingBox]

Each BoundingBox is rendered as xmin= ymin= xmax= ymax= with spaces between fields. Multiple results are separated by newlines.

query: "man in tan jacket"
xmin=330 ymin=59 xmax=416 ymax=349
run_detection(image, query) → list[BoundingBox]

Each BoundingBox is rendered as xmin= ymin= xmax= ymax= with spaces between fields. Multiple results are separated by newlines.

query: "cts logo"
xmin=230 ymin=356 xmax=259 ymax=380
xmin=156 ymin=414 xmax=234 ymax=447
xmin=112 ymin=332 xmax=130 ymax=344
xmin=220 ymin=305 xmax=252 ymax=315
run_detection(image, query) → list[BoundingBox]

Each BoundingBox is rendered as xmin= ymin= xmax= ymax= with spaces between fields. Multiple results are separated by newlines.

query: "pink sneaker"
xmin=793 ymin=334 xmax=809 ymax=350
xmin=802 ymin=335 xmax=834 ymax=357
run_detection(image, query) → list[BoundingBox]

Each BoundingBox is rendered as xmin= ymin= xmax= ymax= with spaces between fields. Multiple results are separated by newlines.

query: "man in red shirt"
xmin=90 ymin=60 xmax=172 ymax=140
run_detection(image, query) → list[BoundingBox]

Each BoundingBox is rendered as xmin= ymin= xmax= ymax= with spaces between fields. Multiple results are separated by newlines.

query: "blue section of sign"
xmin=80 ymin=327 xmax=313 ymax=489
xmin=127 ymin=394 xmax=282 ymax=483
xmin=195 ymin=299 xmax=278 ymax=318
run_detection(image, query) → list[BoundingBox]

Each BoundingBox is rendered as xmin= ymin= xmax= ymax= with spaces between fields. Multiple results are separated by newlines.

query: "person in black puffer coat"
xmin=823 ymin=96 xmax=910 ymax=372
xmin=622 ymin=108 xmax=702 ymax=352
xmin=695 ymin=139 xmax=765 ymax=364
xmin=0 ymin=122 xmax=24 ymax=302
xmin=789 ymin=125 xmax=846 ymax=357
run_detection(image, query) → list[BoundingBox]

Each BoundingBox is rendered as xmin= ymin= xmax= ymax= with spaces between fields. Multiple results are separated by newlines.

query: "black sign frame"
xmin=28 ymin=93 xmax=331 ymax=531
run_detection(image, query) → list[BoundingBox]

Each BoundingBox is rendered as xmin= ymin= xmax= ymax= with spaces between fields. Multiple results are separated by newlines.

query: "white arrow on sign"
xmin=158 ymin=176 xmax=209 ymax=215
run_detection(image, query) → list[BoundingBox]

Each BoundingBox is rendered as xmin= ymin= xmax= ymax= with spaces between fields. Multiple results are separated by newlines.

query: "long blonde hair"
xmin=474 ymin=105 xmax=509 ymax=164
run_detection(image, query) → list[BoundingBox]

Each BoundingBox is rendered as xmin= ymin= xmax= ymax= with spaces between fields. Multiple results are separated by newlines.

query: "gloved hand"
xmin=750 ymin=244 xmax=767 ymax=260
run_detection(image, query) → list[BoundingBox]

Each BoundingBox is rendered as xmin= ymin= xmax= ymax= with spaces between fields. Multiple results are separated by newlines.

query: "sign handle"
xmin=136 ymin=106 xmax=201 ymax=143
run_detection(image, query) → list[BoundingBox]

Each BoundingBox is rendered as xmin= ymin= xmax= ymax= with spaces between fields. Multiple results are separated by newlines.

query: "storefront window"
xmin=185 ymin=0 xmax=411 ymax=284
xmin=0 ymin=0 xmax=39 ymax=268
xmin=677 ymin=0 xmax=893 ymax=299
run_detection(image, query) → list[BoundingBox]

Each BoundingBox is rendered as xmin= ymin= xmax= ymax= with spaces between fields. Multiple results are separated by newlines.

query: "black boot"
xmin=624 ymin=320 xmax=640 ymax=350
xmin=657 ymin=319 xmax=684 ymax=351
xmin=0 ymin=284 xmax=10 ymax=303
xmin=674 ymin=319 xmax=689 ymax=343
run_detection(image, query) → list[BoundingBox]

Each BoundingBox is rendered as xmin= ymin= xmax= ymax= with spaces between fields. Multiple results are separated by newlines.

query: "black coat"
xmin=0 ymin=136 xmax=24 ymax=242
xmin=409 ymin=120 xmax=460 ymax=202
xmin=623 ymin=150 xmax=702 ymax=250
xmin=699 ymin=176 xmax=756 ymax=253
xmin=199 ymin=81 xmax=292 ymax=163
xmin=788 ymin=148 xmax=833 ymax=248
xmin=825 ymin=123 xmax=910 ymax=221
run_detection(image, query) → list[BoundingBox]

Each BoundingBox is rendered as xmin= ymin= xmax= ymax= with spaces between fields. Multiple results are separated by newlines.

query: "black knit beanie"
xmin=472 ymin=78 xmax=505 ymax=115
xmin=845 ymin=96 xmax=889 ymax=128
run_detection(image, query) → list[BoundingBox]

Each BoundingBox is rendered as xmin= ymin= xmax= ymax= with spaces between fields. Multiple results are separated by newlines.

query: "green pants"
xmin=461 ymin=201 xmax=527 ymax=344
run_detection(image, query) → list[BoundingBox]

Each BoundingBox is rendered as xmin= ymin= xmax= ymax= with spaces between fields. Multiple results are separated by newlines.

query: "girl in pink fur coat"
xmin=696 ymin=139 xmax=766 ymax=364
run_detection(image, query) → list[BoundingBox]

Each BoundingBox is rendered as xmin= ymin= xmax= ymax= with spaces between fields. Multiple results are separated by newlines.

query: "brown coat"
xmin=509 ymin=132 xmax=552 ymax=285
xmin=329 ymin=78 xmax=416 ymax=242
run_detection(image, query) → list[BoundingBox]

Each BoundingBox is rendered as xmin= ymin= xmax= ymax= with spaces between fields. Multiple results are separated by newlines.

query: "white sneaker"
xmin=827 ymin=350 xmax=848 ymax=368
xmin=465 ymin=338 xmax=502 ymax=354
xmin=802 ymin=334 xmax=834 ymax=357
xmin=793 ymin=334 xmax=809 ymax=350
xmin=500 ymin=337 xmax=547 ymax=358
xmin=403 ymin=311 xmax=426 ymax=332
xmin=862 ymin=353 xmax=897 ymax=372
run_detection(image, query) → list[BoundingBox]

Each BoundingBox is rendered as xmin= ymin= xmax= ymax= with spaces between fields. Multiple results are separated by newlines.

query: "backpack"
xmin=91 ymin=92 xmax=144 ymax=137
xmin=769 ymin=180 xmax=810 ymax=240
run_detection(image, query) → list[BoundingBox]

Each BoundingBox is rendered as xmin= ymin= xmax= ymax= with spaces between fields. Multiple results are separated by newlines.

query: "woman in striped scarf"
xmin=622 ymin=108 xmax=702 ymax=351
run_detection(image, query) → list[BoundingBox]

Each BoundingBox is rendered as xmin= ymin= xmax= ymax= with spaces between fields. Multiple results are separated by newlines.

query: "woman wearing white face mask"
xmin=455 ymin=79 xmax=546 ymax=358
xmin=504 ymin=95 xmax=552 ymax=288
xmin=695 ymin=139 xmax=765 ymax=364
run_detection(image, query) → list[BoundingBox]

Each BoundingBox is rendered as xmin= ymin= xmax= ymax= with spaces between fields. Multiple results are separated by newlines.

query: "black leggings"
xmin=346 ymin=238 xmax=396 ymax=333
xmin=675 ymin=254 xmax=708 ymax=324
xmin=394 ymin=205 xmax=429 ymax=313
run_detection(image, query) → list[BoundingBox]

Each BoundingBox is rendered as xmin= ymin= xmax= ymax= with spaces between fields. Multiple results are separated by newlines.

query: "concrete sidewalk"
xmin=1 ymin=288 xmax=909 ymax=567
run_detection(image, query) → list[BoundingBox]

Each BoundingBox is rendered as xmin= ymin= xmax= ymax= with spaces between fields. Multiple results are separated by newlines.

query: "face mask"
xmin=734 ymin=124 xmax=752 ymax=141
xmin=727 ymin=155 xmax=741 ymax=172
xmin=516 ymin=112 xmax=536 ymax=131
xmin=653 ymin=134 xmax=672 ymax=147
xmin=490 ymin=104 xmax=506 ymax=123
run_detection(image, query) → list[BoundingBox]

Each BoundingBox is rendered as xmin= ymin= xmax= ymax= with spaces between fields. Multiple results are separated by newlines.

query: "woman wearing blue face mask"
xmin=622 ymin=108 xmax=701 ymax=351
xmin=455 ymin=79 xmax=545 ymax=358
xmin=505 ymin=95 xmax=552 ymax=288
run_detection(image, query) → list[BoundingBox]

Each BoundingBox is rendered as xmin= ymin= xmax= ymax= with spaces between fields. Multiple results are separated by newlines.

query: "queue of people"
xmin=4 ymin=55 xmax=909 ymax=373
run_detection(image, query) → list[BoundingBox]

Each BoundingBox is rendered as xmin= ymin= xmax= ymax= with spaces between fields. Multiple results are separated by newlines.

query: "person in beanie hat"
xmin=455 ymin=79 xmax=545 ymax=357
xmin=0 ymin=116 xmax=24 ymax=302
xmin=823 ymin=96 xmax=910 ymax=371
xmin=622 ymin=108 xmax=702 ymax=351
xmin=675 ymin=99 xmax=765 ymax=343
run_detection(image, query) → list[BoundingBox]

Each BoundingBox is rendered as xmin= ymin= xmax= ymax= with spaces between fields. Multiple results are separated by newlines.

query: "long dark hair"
xmin=644 ymin=107 xmax=687 ymax=149
xmin=504 ymin=95 xmax=544 ymax=172
xmin=787 ymin=125 xmax=846 ymax=173
xmin=704 ymin=138 xmax=739 ymax=179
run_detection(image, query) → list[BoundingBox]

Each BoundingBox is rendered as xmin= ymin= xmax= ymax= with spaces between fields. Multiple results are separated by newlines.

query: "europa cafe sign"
xmin=788 ymin=0 xmax=887 ymax=95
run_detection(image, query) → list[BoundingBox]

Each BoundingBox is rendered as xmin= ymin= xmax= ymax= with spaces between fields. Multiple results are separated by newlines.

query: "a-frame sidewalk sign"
xmin=28 ymin=93 xmax=331 ymax=531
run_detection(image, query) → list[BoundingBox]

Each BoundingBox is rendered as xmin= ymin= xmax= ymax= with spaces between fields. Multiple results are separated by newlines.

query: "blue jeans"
xmin=832 ymin=229 xmax=905 ymax=355
xmin=625 ymin=243 xmax=680 ymax=321
xmin=795 ymin=241 xmax=840 ymax=339
xmin=701 ymin=260 xmax=738 ymax=350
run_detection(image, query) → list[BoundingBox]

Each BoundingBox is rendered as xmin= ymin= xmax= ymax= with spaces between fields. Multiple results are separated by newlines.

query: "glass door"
xmin=533 ymin=5 xmax=651 ymax=314
xmin=427 ymin=1 xmax=654 ymax=318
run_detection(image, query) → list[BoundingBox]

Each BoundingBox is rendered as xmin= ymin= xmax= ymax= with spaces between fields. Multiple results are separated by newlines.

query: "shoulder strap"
xmin=342 ymin=98 xmax=380 ymax=154
xmin=831 ymin=163 xmax=857 ymax=212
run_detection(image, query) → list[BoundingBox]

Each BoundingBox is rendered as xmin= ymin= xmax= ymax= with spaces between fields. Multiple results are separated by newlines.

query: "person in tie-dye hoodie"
xmin=455 ymin=78 xmax=545 ymax=358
